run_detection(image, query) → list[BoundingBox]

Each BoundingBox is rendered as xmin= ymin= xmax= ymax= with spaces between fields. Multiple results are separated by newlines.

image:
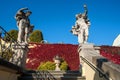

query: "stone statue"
xmin=71 ymin=5 xmax=90 ymax=44
xmin=10 ymin=8 xmax=34 ymax=68
xmin=15 ymin=8 xmax=34 ymax=44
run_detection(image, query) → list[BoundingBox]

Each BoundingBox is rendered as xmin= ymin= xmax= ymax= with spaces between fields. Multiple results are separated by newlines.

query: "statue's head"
xmin=76 ymin=14 xmax=82 ymax=20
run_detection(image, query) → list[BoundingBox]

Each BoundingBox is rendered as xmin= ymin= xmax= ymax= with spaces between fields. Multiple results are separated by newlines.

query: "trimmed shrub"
xmin=60 ymin=61 xmax=68 ymax=71
xmin=29 ymin=30 xmax=43 ymax=43
xmin=37 ymin=61 xmax=55 ymax=70
xmin=37 ymin=60 xmax=68 ymax=71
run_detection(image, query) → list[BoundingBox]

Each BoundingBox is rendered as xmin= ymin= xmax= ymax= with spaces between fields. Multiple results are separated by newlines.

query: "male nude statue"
xmin=15 ymin=8 xmax=33 ymax=44
xmin=71 ymin=5 xmax=90 ymax=44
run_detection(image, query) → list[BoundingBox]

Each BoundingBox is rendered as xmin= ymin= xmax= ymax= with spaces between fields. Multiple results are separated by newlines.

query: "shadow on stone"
xmin=96 ymin=58 xmax=108 ymax=69
xmin=93 ymin=58 xmax=110 ymax=80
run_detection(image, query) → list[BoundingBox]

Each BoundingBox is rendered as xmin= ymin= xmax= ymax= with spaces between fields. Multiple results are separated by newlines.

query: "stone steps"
xmin=18 ymin=70 xmax=86 ymax=80
xmin=18 ymin=76 xmax=85 ymax=80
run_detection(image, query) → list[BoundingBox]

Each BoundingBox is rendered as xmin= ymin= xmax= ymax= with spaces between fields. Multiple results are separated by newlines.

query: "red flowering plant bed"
xmin=100 ymin=46 xmax=120 ymax=64
xmin=26 ymin=43 xmax=79 ymax=70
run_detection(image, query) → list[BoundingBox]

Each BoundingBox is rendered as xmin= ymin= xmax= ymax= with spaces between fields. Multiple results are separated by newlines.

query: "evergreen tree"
xmin=4 ymin=30 xmax=18 ymax=42
xmin=29 ymin=30 xmax=43 ymax=43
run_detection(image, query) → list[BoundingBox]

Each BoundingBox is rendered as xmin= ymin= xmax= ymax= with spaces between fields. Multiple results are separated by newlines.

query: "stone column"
xmin=78 ymin=43 xmax=94 ymax=76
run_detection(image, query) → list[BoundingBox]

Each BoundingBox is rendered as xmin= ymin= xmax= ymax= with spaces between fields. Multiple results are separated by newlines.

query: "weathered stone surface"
xmin=79 ymin=44 xmax=120 ymax=80
xmin=102 ymin=62 xmax=120 ymax=80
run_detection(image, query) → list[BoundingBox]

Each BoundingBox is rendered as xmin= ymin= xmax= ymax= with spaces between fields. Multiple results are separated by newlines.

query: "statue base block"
xmin=9 ymin=43 xmax=29 ymax=68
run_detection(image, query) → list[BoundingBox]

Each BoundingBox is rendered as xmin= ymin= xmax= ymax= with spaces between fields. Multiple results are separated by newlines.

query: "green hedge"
xmin=60 ymin=61 xmax=68 ymax=70
xmin=37 ymin=61 xmax=55 ymax=70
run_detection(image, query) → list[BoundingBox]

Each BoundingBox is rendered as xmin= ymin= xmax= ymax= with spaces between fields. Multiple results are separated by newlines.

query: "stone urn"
xmin=53 ymin=55 xmax=61 ymax=71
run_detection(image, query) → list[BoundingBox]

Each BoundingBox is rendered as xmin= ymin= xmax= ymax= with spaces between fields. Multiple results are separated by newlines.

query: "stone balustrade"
xmin=78 ymin=43 xmax=120 ymax=80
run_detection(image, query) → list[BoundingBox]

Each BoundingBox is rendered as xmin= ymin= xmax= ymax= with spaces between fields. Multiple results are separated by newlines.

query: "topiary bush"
xmin=29 ymin=30 xmax=44 ymax=43
xmin=60 ymin=61 xmax=68 ymax=71
xmin=37 ymin=61 xmax=55 ymax=70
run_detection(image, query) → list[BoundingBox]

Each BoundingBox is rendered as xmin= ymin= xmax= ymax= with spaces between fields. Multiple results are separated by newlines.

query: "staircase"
xmin=18 ymin=70 xmax=86 ymax=80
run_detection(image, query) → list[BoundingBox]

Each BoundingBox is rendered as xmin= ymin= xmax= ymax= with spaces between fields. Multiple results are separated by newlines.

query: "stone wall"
xmin=0 ymin=58 xmax=22 ymax=80
xmin=0 ymin=70 xmax=19 ymax=80
xmin=78 ymin=43 xmax=120 ymax=80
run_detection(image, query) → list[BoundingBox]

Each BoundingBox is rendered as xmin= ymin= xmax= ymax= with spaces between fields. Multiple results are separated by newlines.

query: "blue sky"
xmin=0 ymin=0 xmax=120 ymax=46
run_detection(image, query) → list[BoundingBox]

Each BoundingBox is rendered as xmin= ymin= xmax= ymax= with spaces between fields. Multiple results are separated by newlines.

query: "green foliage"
xmin=37 ymin=60 xmax=68 ymax=71
xmin=29 ymin=30 xmax=43 ymax=43
xmin=37 ymin=61 xmax=56 ymax=70
xmin=60 ymin=61 xmax=68 ymax=70
xmin=0 ymin=49 xmax=14 ymax=60
xmin=4 ymin=30 xmax=18 ymax=42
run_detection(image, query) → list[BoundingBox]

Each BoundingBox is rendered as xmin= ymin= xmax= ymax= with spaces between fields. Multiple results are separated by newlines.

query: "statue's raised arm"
xmin=18 ymin=7 xmax=28 ymax=12
xmin=83 ymin=4 xmax=88 ymax=16
xmin=15 ymin=8 xmax=28 ymax=20
xmin=82 ymin=4 xmax=88 ymax=21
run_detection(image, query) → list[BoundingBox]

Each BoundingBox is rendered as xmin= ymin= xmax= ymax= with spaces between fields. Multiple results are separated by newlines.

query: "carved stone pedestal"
xmin=54 ymin=59 xmax=61 ymax=71
xmin=9 ymin=43 xmax=29 ymax=68
xmin=53 ymin=55 xmax=61 ymax=71
xmin=78 ymin=43 xmax=94 ymax=76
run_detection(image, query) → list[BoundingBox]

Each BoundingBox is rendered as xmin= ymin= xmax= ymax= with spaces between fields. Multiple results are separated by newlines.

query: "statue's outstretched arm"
xmin=18 ymin=7 xmax=28 ymax=12
xmin=15 ymin=8 xmax=28 ymax=19
xmin=83 ymin=4 xmax=88 ymax=16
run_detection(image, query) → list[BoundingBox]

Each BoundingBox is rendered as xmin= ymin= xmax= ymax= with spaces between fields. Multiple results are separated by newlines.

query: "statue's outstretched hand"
xmin=84 ymin=4 xmax=87 ymax=8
